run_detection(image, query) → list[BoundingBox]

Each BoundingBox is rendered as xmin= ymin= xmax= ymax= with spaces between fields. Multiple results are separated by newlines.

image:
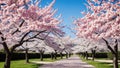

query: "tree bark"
xmin=4 ymin=53 xmax=11 ymax=68
xmin=51 ymin=52 xmax=54 ymax=60
xmin=102 ymin=38 xmax=118 ymax=68
xmin=60 ymin=52 xmax=63 ymax=59
xmin=83 ymin=52 xmax=86 ymax=58
xmin=66 ymin=52 xmax=68 ymax=59
xmin=68 ymin=53 xmax=71 ymax=57
xmin=40 ymin=52 xmax=43 ymax=61
xmin=2 ymin=39 xmax=12 ymax=68
xmin=70 ymin=53 xmax=71 ymax=57
xmin=113 ymin=44 xmax=118 ymax=68
xmin=68 ymin=52 xmax=70 ymax=58
xmin=85 ymin=51 xmax=88 ymax=60
xmin=54 ymin=51 xmax=57 ymax=60
xmin=25 ymin=49 xmax=29 ymax=63
xmin=92 ymin=50 xmax=95 ymax=61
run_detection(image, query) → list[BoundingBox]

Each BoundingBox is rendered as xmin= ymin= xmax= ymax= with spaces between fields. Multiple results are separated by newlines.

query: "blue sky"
xmin=40 ymin=0 xmax=87 ymax=38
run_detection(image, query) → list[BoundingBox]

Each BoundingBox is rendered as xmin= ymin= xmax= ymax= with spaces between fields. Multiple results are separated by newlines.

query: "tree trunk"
xmin=60 ymin=52 xmax=63 ymax=59
xmin=40 ymin=52 xmax=43 ymax=61
xmin=4 ymin=53 xmax=11 ymax=68
xmin=25 ymin=49 xmax=29 ymax=63
xmin=68 ymin=53 xmax=71 ymax=57
xmin=69 ymin=53 xmax=71 ymax=57
xmin=102 ymin=38 xmax=118 ymax=68
xmin=51 ymin=52 xmax=54 ymax=60
xmin=54 ymin=51 xmax=57 ymax=60
xmin=2 ymin=40 xmax=12 ymax=68
xmin=83 ymin=52 xmax=86 ymax=58
xmin=113 ymin=44 xmax=118 ymax=68
xmin=66 ymin=52 xmax=68 ymax=59
xmin=85 ymin=51 xmax=88 ymax=60
xmin=92 ymin=50 xmax=95 ymax=61
xmin=113 ymin=54 xmax=118 ymax=68
xmin=68 ymin=53 xmax=70 ymax=58
xmin=4 ymin=52 xmax=12 ymax=68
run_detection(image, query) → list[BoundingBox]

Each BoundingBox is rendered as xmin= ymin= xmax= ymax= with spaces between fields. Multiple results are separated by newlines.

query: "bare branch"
xmin=12 ymin=20 xmax=25 ymax=35
xmin=23 ymin=30 xmax=46 ymax=43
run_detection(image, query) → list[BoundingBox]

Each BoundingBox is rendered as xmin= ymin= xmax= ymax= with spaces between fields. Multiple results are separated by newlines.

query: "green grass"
xmin=0 ymin=57 xmax=65 ymax=68
xmin=0 ymin=59 xmax=42 ymax=68
xmin=80 ymin=56 xmax=120 ymax=68
xmin=82 ymin=59 xmax=112 ymax=68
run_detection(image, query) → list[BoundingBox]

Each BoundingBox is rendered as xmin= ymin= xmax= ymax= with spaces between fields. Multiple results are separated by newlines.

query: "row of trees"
xmin=0 ymin=0 xmax=71 ymax=68
xmin=1 ymin=0 xmax=119 ymax=68
xmin=18 ymin=32 xmax=74 ymax=61
xmin=74 ymin=0 xmax=120 ymax=68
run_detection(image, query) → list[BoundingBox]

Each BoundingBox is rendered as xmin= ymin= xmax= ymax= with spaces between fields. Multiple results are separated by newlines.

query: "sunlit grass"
xmin=0 ymin=60 xmax=41 ymax=68
xmin=0 ymin=56 xmax=66 ymax=68
xmin=80 ymin=56 xmax=120 ymax=68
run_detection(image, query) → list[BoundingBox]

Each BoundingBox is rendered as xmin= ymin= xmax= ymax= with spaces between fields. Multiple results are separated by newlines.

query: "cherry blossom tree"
xmin=33 ymin=41 xmax=46 ymax=61
xmin=54 ymin=36 xmax=74 ymax=58
xmin=87 ymin=41 xmax=103 ymax=61
xmin=15 ymin=31 xmax=51 ymax=62
xmin=74 ymin=0 xmax=120 ymax=68
xmin=43 ymin=35 xmax=63 ymax=60
xmin=52 ymin=36 xmax=65 ymax=59
xmin=0 ymin=0 xmax=63 ymax=68
xmin=17 ymin=39 xmax=42 ymax=63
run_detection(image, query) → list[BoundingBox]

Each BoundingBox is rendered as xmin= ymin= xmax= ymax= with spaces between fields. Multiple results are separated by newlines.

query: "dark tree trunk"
xmin=51 ymin=52 xmax=54 ymax=60
xmin=68 ymin=53 xmax=70 ymax=58
xmin=66 ymin=52 xmax=68 ymax=59
xmin=4 ymin=53 xmax=11 ymax=68
xmin=113 ymin=44 xmax=118 ymax=68
xmin=25 ymin=49 xmax=29 ymax=63
xmin=54 ymin=51 xmax=57 ymax=60
xmin=102 ymin=38 xmax=118 ymax=68
xmin=2 ymin=40 xmax=12 ymax=68
xmin=92 ymin=50 xmax=96 ymax=61
xmin=40 ymin=52 xmax=43 ymax=61
xmin=60 ymin=52 xmax=63 ymax=59
xmin=79 ymin=52 xmax=81 ymax=56
xmin=69 ymin=53 xmax=71 ymax=57
xmin=83 ymin=52 xmax=86 ymax=58
xmin=68 ymin=53 xmax=71 ymax=57
xmin=85 ymin=51 xmax=88 ymax=60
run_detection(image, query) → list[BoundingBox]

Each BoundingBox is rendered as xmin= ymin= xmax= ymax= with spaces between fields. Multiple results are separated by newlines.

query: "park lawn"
xmin=0 ymin=59 xmax=41 ymax=68
xmin=0 ymin=57 xmax=64 ymax=68
xmin=83 ymin=59 xmax=112 ymax=68
xmin=81 ymin=57 xmax=120 ymax=68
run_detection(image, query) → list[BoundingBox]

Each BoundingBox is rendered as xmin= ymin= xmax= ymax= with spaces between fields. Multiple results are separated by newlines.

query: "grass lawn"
xmin=0 ymin=60 xmax=41 ymax=68
xmin=80 ymin=56 xmax=120 ymax=68
xmin=0 ymin=56 xmax=65 ymax=68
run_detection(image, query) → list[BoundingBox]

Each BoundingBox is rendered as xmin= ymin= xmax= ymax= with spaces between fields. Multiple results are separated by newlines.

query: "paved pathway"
xmin=39 ymin=55 xmax=95 ymax=68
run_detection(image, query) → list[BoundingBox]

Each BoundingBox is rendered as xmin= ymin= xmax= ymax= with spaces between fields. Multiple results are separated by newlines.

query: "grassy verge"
xmin=0 ymin=60 xmax=41 ymax=68
xmin=82 ymin=59 xmax=112 ymax=68
xmin=80 ymin=56 xmax=120 ymax=68
xmin=0 ymin=56 xmax=65 ymax=68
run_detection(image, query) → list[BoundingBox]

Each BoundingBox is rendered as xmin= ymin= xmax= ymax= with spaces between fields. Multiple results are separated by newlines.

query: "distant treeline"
xmin=0 ymin=52 xmax=64 ymax=61
xmin=79 ymin=52 xmax=120 ymax=59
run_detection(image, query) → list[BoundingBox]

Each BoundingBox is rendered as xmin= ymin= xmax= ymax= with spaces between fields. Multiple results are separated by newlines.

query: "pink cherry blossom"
xmin=74 ymin=0 xmax=120 ymax=40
